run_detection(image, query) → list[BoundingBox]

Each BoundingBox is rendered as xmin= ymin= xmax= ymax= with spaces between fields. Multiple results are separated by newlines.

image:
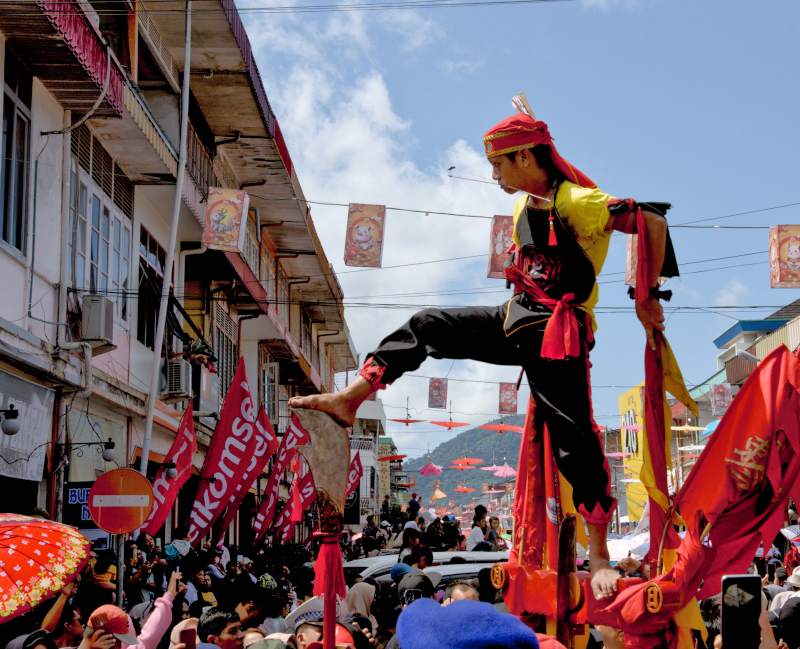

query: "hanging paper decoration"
xmin=770 ymin=225 xmax=800 ymax=287
xmin=202 ymin=188 xmax=250 ymax=253
xmin=453 ymin=457 xmax=483 ymax=465
xmin=498 ymin=382 xmax=518 ymax=415
xmin=428 ymin=378 xmax=448 ymax=409
xmin=419 ymin=462 xmax=442 ymax=476
xmin=431 ymin=483 xmax=447 ymax=501
xmin=493 ymin=463 xmax=517 ymax=478
xmin=447 ymin=464 xmax=475 ymax=471
xmin=487 ymin=215 xmax=514 ymax=279
xmin=709 ymin=383 xmax=734 ymax=417
xmin=454 ymin=485 xmax=476 ymax=493
xmin=430 ymin=420 xmax=468 ymax=429
xmin=389 ymin=418 xmax=425 ymax=425
xmin=344 ymin=203 xmax=386 ymax=268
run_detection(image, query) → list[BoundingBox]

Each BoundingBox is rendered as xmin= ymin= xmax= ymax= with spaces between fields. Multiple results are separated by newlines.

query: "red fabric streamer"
xmin=314 ymin=534 xmax=347 ymax=649
xmin=635 ymin=207 xmax=651 ymax=302
xmin=505 ymin=264 xmax=581 ymax=359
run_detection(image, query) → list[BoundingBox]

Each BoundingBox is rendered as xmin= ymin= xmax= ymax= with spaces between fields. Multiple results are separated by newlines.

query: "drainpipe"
xmin=139 ymin=0 xmax=192 ymax=476
xmin=56 ymin=111 xmax=71 ymax=347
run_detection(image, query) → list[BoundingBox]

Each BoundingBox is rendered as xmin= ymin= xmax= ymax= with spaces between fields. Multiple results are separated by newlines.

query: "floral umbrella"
xmin=493 ymin=463 xmax=517 ymax=478
xmin=480 ymin=423 xmax=524 ymax=433
xmin=0 ymin=514 xmax=91 ymax=622
xmin=419 ymin=462 xmax=443 ymax=477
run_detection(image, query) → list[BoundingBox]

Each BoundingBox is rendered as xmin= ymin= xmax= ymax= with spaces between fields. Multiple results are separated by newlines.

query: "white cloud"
xmin=439 ymin=58 xmax=484 ymax=75
xmin=713 ymin=279 xmax=748 ymax=306
xmin=377 ymin=11 xmax=442 ymax=51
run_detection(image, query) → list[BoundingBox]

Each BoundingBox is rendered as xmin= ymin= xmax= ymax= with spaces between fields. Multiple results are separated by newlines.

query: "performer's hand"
xmin=636 ymin=298 xmax=665 ymax=350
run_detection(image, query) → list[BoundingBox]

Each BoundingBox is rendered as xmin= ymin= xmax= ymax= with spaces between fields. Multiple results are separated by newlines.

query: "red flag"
xmin=187 ymin=358 xmax=259 ymax=546
xmin=252 ymin=413 xmax=311 ymax=540
xmin=214 ymin=407 xmax=279 ymax=543
xmin=142 ymin=404 xmax=196 ymax=535
xmin=275 ymin=471 xmax=316 ymax=542
xmin=345 ymin=452 xmax=363 ymax=498
xmin=676 ymin=345 xmax=800 ymax=599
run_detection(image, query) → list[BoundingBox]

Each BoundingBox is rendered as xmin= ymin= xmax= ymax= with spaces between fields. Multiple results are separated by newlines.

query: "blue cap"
xmin=390 ymin=562 xmax=413 ymax=583
xmin=397 ymin=599 xmax=539 ymax=649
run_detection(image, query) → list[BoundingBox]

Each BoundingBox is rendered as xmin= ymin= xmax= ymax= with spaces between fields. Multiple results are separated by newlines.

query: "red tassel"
xmin=548 ymin=210 xmax=557 ymax=246
xmin=313 ymin=535 xmax=346 ymax=649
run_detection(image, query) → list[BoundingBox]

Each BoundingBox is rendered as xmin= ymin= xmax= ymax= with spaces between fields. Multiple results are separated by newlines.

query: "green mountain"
xmin=402 ymin=415 xmax=524 ymax=506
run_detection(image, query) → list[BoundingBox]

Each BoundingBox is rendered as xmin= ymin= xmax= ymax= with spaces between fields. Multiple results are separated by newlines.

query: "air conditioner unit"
xmin=162 ymin=359 xmax=192 ymax=401
xmin=80 ymin=295 xmax=115 ymax=355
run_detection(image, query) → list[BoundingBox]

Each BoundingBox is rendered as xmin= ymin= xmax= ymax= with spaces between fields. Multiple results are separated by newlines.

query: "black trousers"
xmin=368 ymin=305 xmax=614 ymax=519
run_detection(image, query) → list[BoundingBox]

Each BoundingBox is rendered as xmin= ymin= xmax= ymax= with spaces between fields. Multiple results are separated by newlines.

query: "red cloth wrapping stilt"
xmin=314 ymin=534 xmax=346 ymax=649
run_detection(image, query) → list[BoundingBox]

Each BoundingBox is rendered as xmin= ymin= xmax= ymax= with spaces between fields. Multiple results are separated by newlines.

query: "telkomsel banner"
xmin=187 ymin=359 xmax=258 ymax=546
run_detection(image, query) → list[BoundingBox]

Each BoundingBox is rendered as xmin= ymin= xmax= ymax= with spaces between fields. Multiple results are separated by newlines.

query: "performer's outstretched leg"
xmin=288 ymin=306 xmax=518 ymax=425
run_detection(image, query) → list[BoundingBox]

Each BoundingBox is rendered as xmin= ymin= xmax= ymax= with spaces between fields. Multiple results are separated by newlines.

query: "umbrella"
xmin=453 ymin=457 xmax=483 ymax=465
xmin=0 ymin=514 xmax=90 ymax=622
xmin=781 ymin=525 xmax=800 ymax=541
xmin=378 ymin=454 xmax=407 ymax=462
xmin=431 ymin=488 xmax=448 ymax=501
xmin=493 ymin=463 xmax=517 ymax=478
xmin=454 ymin=485 xmax=476 ymax=493
xmin=430 ymin=421 xmax=469 ymax=429
xmin=480 ymin=423 xmax=524 ymax=433
xmin=447 ymin=465 xmax=476 ymax=471
xmin=483 ymin=488 xmax=506 ymax=494
xmin=419 ymin=462 xmax=443 ymax=476
xmin=480 ymin=465 xmax=501 ymax=472
xmin=701 ymin=419 xmax=721 ymax=439
xmin=389 ymin=418 xmax=425 ymax=425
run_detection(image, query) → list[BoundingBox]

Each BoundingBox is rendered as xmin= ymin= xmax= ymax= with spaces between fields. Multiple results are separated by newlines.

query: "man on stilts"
xmin=289 ymin=98 xmax=670 ymax=601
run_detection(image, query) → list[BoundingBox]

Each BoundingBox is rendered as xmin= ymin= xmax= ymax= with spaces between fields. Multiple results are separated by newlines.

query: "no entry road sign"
xmin=88 ymin=468 xmax=154 ymax=534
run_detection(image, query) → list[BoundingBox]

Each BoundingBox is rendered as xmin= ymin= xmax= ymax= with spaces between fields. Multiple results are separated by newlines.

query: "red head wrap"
xmin=483 ymin=112 xmax=596 ymax=189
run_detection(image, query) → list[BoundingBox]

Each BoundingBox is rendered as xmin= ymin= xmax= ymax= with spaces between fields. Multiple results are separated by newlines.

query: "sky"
xmin=241 ymin=0 xmax=800 ymax=458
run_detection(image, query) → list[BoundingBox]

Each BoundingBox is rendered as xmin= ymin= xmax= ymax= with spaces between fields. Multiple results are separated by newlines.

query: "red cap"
xmin=88 ymin=605 xmax=138 ymax=645
xmin=483 ymin=112 xmax=596 ymax=188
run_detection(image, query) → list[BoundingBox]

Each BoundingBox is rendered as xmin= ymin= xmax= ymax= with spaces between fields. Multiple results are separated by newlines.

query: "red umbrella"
xmin=0 ymin=514 xmax=90 ymax=622
xmin=480 ymin=423 xmax=524 ymax=433
xmin=447 ymin=465 xmax=475 ymax=471
xmin=430 ymin=421 xmax=469 ymax=429
xmin=452 ymin=457 xmax=483 ymax=465
xmin=378 ymin=454 xmax=407 ymax=462
xmin=454 ymin=485 xmax=476 ymax=493
xmin=389 ymin=418 xmax=425 ymax=425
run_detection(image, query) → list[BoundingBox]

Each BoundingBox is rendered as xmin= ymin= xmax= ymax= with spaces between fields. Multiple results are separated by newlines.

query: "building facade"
xmin=0 ymin=0 xmax=356 ymax=548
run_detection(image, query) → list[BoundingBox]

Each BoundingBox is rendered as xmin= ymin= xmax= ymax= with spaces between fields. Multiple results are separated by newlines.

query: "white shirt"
xmin=466 ymin=526 xmax=486 ymax=551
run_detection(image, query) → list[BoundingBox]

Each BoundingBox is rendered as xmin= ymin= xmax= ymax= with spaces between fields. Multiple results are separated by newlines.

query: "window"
xmin=277 ymin=267 xmax=288 ymax=326
xmin=68 ymin=169 xmax=132 ymax=324
xmin=213 ymin=303 xmax=238 ymax=404
xmin=0 ymin=47 xmax=31 ymax=252
xmin=138 ymin=227 xmax=166 ymax=348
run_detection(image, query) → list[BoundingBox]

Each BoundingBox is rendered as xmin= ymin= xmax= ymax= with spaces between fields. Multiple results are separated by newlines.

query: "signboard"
xmin=769 ymin=225 xmax=800 ymax=288
xmin=343 ymin=485 xmax=361 ymax=525
xmin=88 ymin=468 xmax=154 ymax=534
xmin=487 ymin=215 xmax=514 ymax=279
xmin=202 ymin=188 xmax=250 ymax=253
xmin=428 ymin=377 xmax=448 ymax=410
xmin=63 ymin=482 xmax=96 ymax=529
xmin=344 ymin=203 xmax=386 ymax=268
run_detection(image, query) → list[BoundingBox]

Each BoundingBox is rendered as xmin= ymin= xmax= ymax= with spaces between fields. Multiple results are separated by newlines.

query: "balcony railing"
xmin=242 ymin=215 xmax=260 ymax=280
xmin=187 ymin=124 xmax=217 ymax=201
xmin=350 ymin=437 xmax=375 ymax=452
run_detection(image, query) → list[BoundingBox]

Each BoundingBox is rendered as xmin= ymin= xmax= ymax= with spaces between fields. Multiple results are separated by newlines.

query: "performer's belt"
xmin=504 ymin=251 xmax=592 ymax=360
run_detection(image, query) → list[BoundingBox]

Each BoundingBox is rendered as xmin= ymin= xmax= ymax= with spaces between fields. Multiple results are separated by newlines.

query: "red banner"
xmin=487 ymin=215 xmax=514 ymax=279
xmin=142 ymin=404 xmax=196 ymax=535
xmin=498 ymin=382 xmax=518 ymax=415
xmin=276 ymin=471 xmax=316 ymax=543
xmin=428 ymin=377 xmax=448 ymax=409
xmin=214 ymin=407 xmax=279 ymax=542
xmin=187 ymin=359 xmax=258 ymax=546
xmin=346 ymin=452 xmax=363 ymax=497
xmin=252 ymin=414 xmax=311 ymax=540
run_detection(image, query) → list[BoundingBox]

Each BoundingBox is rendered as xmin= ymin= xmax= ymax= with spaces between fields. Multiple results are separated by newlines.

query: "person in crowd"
xmin=441 ymin=515 xmax=460 ymax=551
xmin=443 ymin=583 xmax=480 ymax=605
xmin=467 ymin=506 xmax=489 ymax=551
xmin=403 ymin=547 xmax=433 ymax=571
xmin=396 ymin=574 xmax=435 ymax=610
xmin=486 ymin=516 xmax=507 ymax=550
xmin=184 ymin=565 xmax=219 ymax=609
xmin=397 ymin=528 xmax=421 ymax=563
xmin=198 ymin=609 xmax=243 ymax=649
xmin=423 ymin=517 xmax=444 ymax=550
xmin=344 ymin=582 xmax=378 ymax=635
xmin=50 ymin=602 xmax=86 ymax=647
xmin=765 ymin=567 xmax=789 ymax=602
xmin=361 ymin=515 xmax=379 ymax=557
xmin=82 ymin=550 xmax=118 ymax=614
xmin=416 ymin=517 xmax=426 ymax=534
xmin=258 ymin=592 xmax=290 ymax=636
xmin=381 ymin=495 xmax=391 ymax=521
xmin=207 ymin=551 xmax=227 ymax=584
xmin=770 ymin=566 xmax=800 ymax=613
xmin=406 ymin=494 xmax=420 ymax=522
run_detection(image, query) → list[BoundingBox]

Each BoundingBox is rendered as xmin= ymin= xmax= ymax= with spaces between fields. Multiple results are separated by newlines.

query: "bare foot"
xmin=590 ymin=556 xmax=619 ymax=600
xmin=287 ymin=393 xmax=358 ymax=427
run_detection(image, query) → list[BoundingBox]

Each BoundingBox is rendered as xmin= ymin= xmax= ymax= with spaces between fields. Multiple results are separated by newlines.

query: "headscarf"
xmin=483 ymin=112 xmax=595 ymax=189
xmin=344 ymin=582 xmax=377 ymax=633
